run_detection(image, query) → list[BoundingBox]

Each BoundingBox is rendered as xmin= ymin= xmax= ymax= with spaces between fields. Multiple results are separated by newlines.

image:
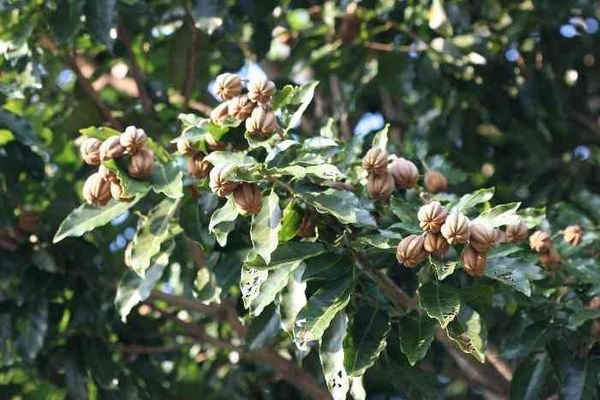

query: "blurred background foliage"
xmin=1 ymin=0 xmax=599 ymax=399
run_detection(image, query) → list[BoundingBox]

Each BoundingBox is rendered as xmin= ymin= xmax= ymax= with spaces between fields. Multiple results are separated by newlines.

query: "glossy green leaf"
xmin=0 ymin=108 xmax=41 ymax=147
xmin=445 ymin=306 xmax=487 ymax=363
xmin=278 ymin=201 xmax=302 ymax=242
xmin=320 ymin=312 xmax=349 ymax=400
xmin=452 ymin=187 xmax=494 ymax=212
xmin=398 ymin=315 xmax=436 ymax=366
xmin=301 ymin=189 xmax=375 ymax=226
xmin=344 ymin=304 xmax=390 ymax=376
xmin=248 ymin=261 xmax=302 ymax=317
xmin=429 ymin=257 xmax=457 ymax=281
xmin=151 ymin=159 xmax=183 ymax=199
xmin=246 ymin=304 xmax=282 ymax=351
xmin=370 ymin=124 xmax=389 ymax=150
xmin=485 ymin=256 xmax=544 ymax=297
xmin=250 ymin=190 xmax=282 ymax=264
xmin=245 ymin=241 xmax=325 ymax=269
xmin=419 ymin=282 xmax=461 ymax=329
xmin=477 ymin=202 xmax=521 ymax=227
xmin=275 ymin=81 xmax=319 ymax=133
xmin=209 ymin=198 xmax=239 ymax=247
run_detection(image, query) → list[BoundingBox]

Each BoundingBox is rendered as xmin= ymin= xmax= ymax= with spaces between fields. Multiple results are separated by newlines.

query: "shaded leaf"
xmin=510 ymin=354 xmax=551 ymax=400
xmin=419 ymin=282 xmax=461 ymax=329
xmin=398 ymin=315 xmax=435 ymax=366
xmin=250 ymin=190 xmax=282 ymax=264
xmin=208 ymin=197 xmax=239 ymax=247
xmin=445 ymin=306 xmax=487 ymax=363
xmin=84 ymin=0 xmax=116 ymax=50
xmin=320 ymin=312 xmax=349 ymax=400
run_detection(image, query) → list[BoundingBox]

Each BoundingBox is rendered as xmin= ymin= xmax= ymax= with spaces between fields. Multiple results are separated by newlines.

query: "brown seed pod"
xmin=205 ymin=134 xmax=227 ymax=151
xmin=247 ymin=76 xmax=276 ymax=104
xmin=506 ymin=220 xmax=528 ymax=243
xmin=461 ymin=245 xmax=487 ymax=276
xmin=361 ymin=148 xmax=388 ymax=176
xmin=82 ymin=172 xmax=111 ymax=206
xmin=417 ymin=201 xmax=448 ymax=233
xmin=424 ymin=170 xmax=448 ymax=193
xmin=209 ymin=164 xmax=239 ymax=197
xmin=538 ymin=246 xmax=560 ymax=270
xmin=177 ymin=138 xmax=196 ymax=156
xmin=110 ymin=181 xmax=123 ymax=201
xmin=494 ymin=228 xmax=506 ymax=244
xmin=366 ymin=172 xmax=395 ymax=200
xmin=100 ymin=136 xmax=126 ymax=162
xmin=120 ymin=126 xmax=147 ymax=154
xmin=210 ymin=101 xmax=231 ymax=125
xmin=529 ymin=230 xmax=552 ymax=253
xmin=396 ymin=234 xmax=427 ymax=268
xmin=233 ymin=183 xmax=263 ymax=215
xmin=389 ymin=157 xmax=419 ymax=189
xmin=98 ymin=165 xmax=118 ymax=183
xmin=187 ymin=154 xmax=212 ymax=179
xmin=228 ymin=95 xmax=255 ymax=120
xmin=440 ymin=212 xmax=470 ymax=244
xmin=469 ymin=221 xmax=496 ymax=253
xmin=586 ymin=296 xmax=600 ymax=310
xmin=128 ymin=147 xmax=155 ymax=179
xmin=215 ymin=73 xmax=242 ymax=100
xmin=564 ymin=225 xmax=583 ymax=247
xmin=17 ymin=211 xmax=39 ymax=234
xmin=245 ymin=106 xmax=277 ymax=138
xmin=423 ymin=232 xmax=449 ymax=257
xmin=80 ymin=138 xmax=102 ymax=165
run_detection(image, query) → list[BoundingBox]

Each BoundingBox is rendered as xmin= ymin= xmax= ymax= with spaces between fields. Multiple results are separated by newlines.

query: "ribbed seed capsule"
xmin=461 ymin=245 xmax=486 ymax=276
xmin=423 ymin=232 xmax=449 ymax=257
xmin=506 ymin=220 xmax=528 ymax=242
xmin=529 ymin=230 xmax=552 ymax=253
xmin=210 ymin=101 xmax=230 ymax=125
xmin=396 ymin=234 xmax=427 ymax=268
xmin=417 ymin=201 xmax=448 ymax=233
xmin=440 ymin=212 xmax=470 ymax=244
xmin=361 ymin=148 xmax=388 ymax=176
xmin=539 ymin=246 xmax=560 ymax=270
xmin=209 ymin=164 xmax=239 ymax=197
xmin=215 ymin=73 xmax=242 ymax=100
xmin=228 ymin=95 xmax=255 ymax=120
xmin=233 ymin=183 xmax=263 ymax=215
xmin=187 ymin=154 xmax=212 ymax=178
xmin=389 ymin=157 xmax=419 ymax=189
xmin=245 ymin=106 xmax=277 ymax=138
xmin=128 ymin=148 xmax=155 ymax=179
xmin=366 ymin=172 xmax=395 ymax=200
xmin=120 ymin=126 xmax=147 ymax=154
xmin=424 ymin=170 xmax=447 ymax=193
xmin=563 ymin=225 xmax=583 ymax=246
xmin=177 ymin=138 xmax=196 ymax=156
xmin=80 ymin=138 xmax=102 ymax=165
xmin=99 ymin=136 xmax=125 ymax=161
xmin=247 ymin=76 xmax=276 ymax=104
xmin=469 ymin=221 xmax=496 ymax=253
xmin=82 ymin=172 xmax=111 ymax=206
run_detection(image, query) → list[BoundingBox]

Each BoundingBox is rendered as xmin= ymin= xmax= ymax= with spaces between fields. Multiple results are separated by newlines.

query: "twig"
xmin=118 ymin=343 xmax=187 ymax=354
xmin=485 ymin=346 xmax=513 ymax=381
xmin=117 ymin=23 xmax=154 ymax=114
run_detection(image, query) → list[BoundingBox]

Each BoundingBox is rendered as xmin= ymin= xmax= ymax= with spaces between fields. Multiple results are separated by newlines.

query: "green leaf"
xmin=130 ymin=198 xmax=180 ymax=277
xmin=275 ymin=81 xmax=319 ymax=133
xmin=485 ymin=257 xmax=544 ymax=297
xmin=16 ymin=301 xmax=48 ymax=360
xmin=477 ymin=202 xmax=521 ymax=227
xmin=50 ymin=0 xmax=84 ymax=43
xmin=380 ymin=352 xmax=437 ymax=400
xmin=304 ymin=253 xmax=351 ymax=281
xmin=452 ymin=187 xmax=494 ymax=212
xmin=429 ymin=0 xmax=453 ymax=37
xmin=371 ymin=124 xmax=389 ymax=150
xmin=204 ymin=151 xmax=258 ymax=167
xmin=320 ymin=312 xmax=349 ymax=400
xmin=429 ymin=257 xmax=457 ymax=281
xmin=419 ymin=282 xmax=461 ymax=329
xmin=510 ymin=354 xmax=551 ymax=400
xmin=247 ymin=261 xmax=302 ymax=317
xmin=209 ymin=198 xmax=239 ymax=247
xmin=179 ymin=195 xmax=217 ymax=249
xmin=390 ymin=195 xmax=419 ymax=223
xmin=279 ymin=201 xmax=302 ymax=242
xmin=305 ymin=164 xmax=343 ymax=180
xmin=103 ymin=159 xmax=151 ymax=198
xmin=518 ymin=207 xmax=546 ymax=228
xmin=281 ymin=264 xmax=307 ymax=332
xmin=83 ymin=339 xmax=119 ymax=390
xmin=53 ymin=197 xmax=140 ymax=243
xmin=115 ymin=242 xmax=173 ymax=322
xmin=250 ymin=190 xmax=282 ymax=264
xmin=294 ymin=277 xmax=353 ymax=345
xmin=445 ymin=306 xmax=487 ymax=363
xmin=567 ymin=309 xmax=600 ymax=330
xmin=84 ymin=0 xmax=116 ymax=50
xmin=398 ymin=315 xmax=436 ymax=366
xmin=344 ymin=303 xmax=390 ymax=376
xmin=240 ymin=266 xmax=268 ymax=308
xmin=245 ymin=241 xmax=326 ymax=269
xmin=301 ymin=189 xmax=375 ymax=226
xmin=246 ymin=304 xmax=281 ymax=351
xmin=79 ymin=126 xmax=121 ymax=140
xmin=0 ymin=108 xmax=41 ymax=147
xmin=150 ymin=159 xmax=183 ymax=199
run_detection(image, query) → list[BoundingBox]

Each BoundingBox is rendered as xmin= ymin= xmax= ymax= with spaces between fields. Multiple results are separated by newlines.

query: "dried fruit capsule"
xmin=494 ymin=228 xmax=506 ymax=244
xmin=128 ymin=147 xmax=155 ymax=179
xmin=215 ymin=73 xmax=242 ymax=100
xmin=233 ymin=183 xmax=263 ymax=215
xmin=98 ymin=164 xmax=118 ymax=183
xmin=396 ymin=234 xmax=427 ymax=268
xmin=424 ymin=170 xmax=447 ymax=193
xmin=529 ymin=230 xmax=552 ymax=253
xmin=100 ymin=136 xmax=126 ymax=161
xmin=469 ymin=221 xmax=496 ymax=253
xmin=423 ymin=232 xmax=449 ymax=257
xmin=110 ymin=181 xmax=123 ymax=201
xmin=361 ymin=148 xmax=388 ymax=176
xmin=177 ymin=138 xmax=196 ymax=156
xmin=417 ymin=201 xmax=448 ymax=233
xmin=440 ymin=212 xmax=470 ymax=244
xmin=366 ymin=172 xmax=395 ymax=200
xmin=539 ymin=246 xmax=560 ymax=270
xmin=209 ymin=164 xmax=239 ymax=197
xmin=506 ymin=220 xmax=528 ymax=242
xmin=228 ymin=95 xmax=255 ymax=120
xmin=187 ymin=154 xmax=212 ymax=179
xmin=389 ymin=157 xmax=419 ymax=189
xmin=80 ymin=138 xmax=102 ymax=165
xmin=120 ymin=126 xmax=147 ymax=154
xmin=461 ymin=245 xmax=486 ymax=276
xmin=247 ymin=76 xmax=276 ymax=104
xmin=563 ymin=225 xmax=583 ymax=247
xmin=210 ymin=101 xmax=231 ymax=125
xmin=245 ymin=106 xmax=277 ymax=138
xmin=82 ymin=172 xmax=111 ymax=206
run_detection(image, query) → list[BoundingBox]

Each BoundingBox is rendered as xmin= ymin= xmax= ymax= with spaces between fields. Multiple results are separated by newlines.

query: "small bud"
xmin=538 ymin=246 xmax=560 ymax=270
xmin=177 ymin=138 xmax=196 ymax=156
xmin=215 ymin=73 xmax=242 ymax=100
xmin=128 ymin=148 xmax=155 ymax=179
xmin=80 ymin=138 xmax=102 ymax=165
xmin=228 ymin=95 xmax=255 ymax=120
xmin=469 ymin=221 xmax=496 ymax=253
xmin=396 ymin=234 xmax=427 ymax=268
xmin=82 ymin=172 xmax=111 ymax=206
xmin=210 ymin=101 xmax=231 ymax=125
xmin=100 ymin=136 xmax=125 ymax=161
xmin=389 ymin=157 xmax=419 ymax=189
xmin=417 ymin=201 xmax=448 ymax=233
xmin=424 ymin=170 xmax=448 ymax=193
xmin=529 ymin=230 xmax=552 ymax=253
xmin=506 ymin=220 xmax=528 ymax=243
xmin=247 ymin=76 xmax=276 ymax=104
xmin=17 ymin=211 xmax=39 ymax=234
xmin=564 ymin=225 xmax=583 ymax=247
xmin=461 ymin=245 xmax=487 ymax=276
xmin=98 ymin=165 xmax=118 ymax=183
xmin=120 ymin=126 xmax=147 ymax=154
xmin=366 ymin=172 xmax=395 ymax=200
xmin=187 ymin=154 xmax=212 ymax=179
xmin=440 ymin=212 xmax=470 ymax=244
xmin=209 ymin=164 xmax=239 ymax=197
xmin=361 ymin=148 xmax=388 ymax=176
xmin=233 ymin=183 xmax=263 ymax=215
xmin=423 ymin=232 xmax=449 ymax=257
xmin=110 ymin=181 xmax=123 ymax=201
xmin=245 ymin=106 xmax=277 ymax=138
